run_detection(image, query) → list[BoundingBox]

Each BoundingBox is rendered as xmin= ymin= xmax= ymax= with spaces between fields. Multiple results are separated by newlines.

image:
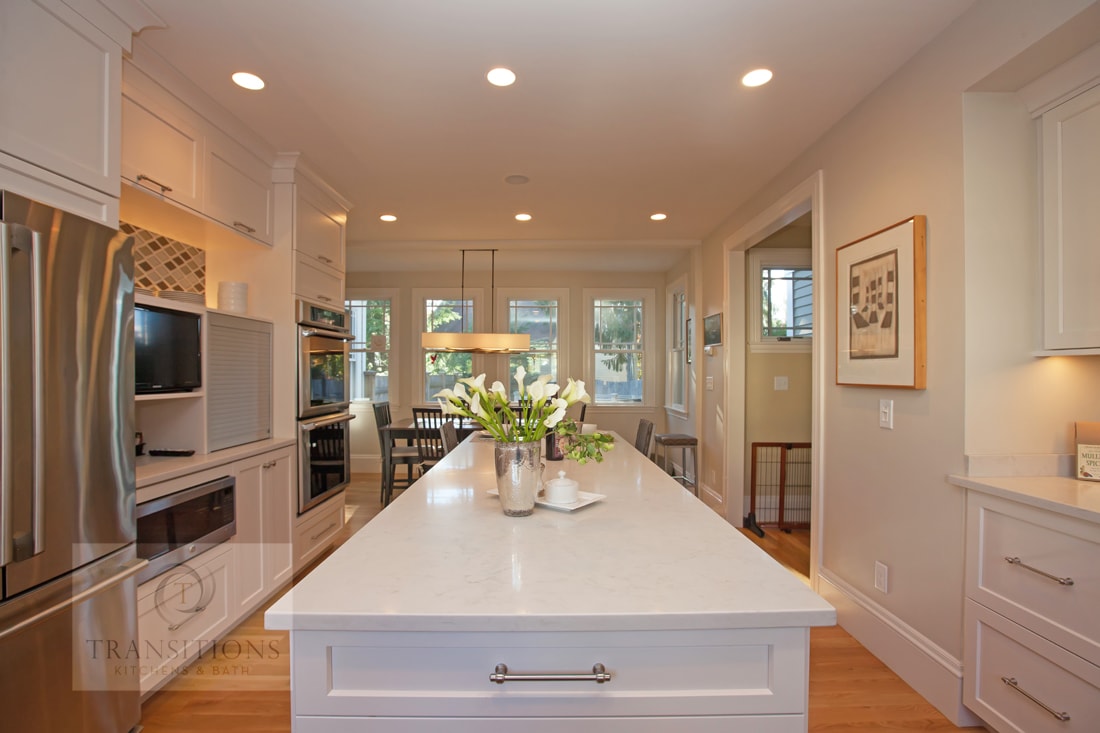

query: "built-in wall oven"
xmin=297 ymin=299 xmax=355 ymax=514
xmin=135 ymin=475 xmax=236 ymax=585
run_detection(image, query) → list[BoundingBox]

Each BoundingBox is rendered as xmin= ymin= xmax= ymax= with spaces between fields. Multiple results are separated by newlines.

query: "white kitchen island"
xmin=266 ymin=432 xmax=835 ymax=732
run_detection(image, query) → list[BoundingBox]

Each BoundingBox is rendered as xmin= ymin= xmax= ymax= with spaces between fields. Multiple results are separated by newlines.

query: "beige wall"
xmin=743 ymin=352 xmax=812 ymax=500
xmin=697 ymin=0 xmax=1099 ymax=716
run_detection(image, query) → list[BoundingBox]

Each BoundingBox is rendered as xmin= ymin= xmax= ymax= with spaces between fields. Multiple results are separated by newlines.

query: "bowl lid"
xmin=545 ymin=470 xmax=578 ymax=489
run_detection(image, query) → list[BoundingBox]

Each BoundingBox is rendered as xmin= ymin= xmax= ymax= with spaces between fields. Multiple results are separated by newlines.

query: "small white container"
xmin=544 ymin=470 xmax=579 ymax=505
xmin=217 ymin=281 xmax=248 ymax=313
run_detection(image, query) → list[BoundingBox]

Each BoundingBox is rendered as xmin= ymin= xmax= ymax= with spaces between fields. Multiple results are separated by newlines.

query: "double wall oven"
xmin=297 ymin=299 xmax=355 ymax=514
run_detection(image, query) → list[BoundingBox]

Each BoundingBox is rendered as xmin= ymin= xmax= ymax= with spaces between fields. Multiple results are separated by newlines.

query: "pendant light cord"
xmin=458 ymin=248 xmax=498 ymax=333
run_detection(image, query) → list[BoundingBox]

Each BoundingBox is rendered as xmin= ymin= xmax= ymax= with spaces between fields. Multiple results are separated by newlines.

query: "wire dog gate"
xmin=746 ymin=442 xmax=811 ymax=536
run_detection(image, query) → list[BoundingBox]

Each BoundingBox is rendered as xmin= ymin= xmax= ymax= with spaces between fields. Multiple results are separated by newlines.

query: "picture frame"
xmin=685 ymin=317 xmax=693 ymax=364
xmin=836 ymin=215 xmax=926 ymax=389
xmin=703 ymin=313 xmax=722 ymax=347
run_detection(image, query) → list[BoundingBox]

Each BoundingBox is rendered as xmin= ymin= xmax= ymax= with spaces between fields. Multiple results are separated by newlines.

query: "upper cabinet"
xmin=121 ymin=55 xmax=275 ymax=246
xmin=0 ymin=0 xmax=138 ymax=224
xmin=1041 ymin=82 xmax=1100 ymax=351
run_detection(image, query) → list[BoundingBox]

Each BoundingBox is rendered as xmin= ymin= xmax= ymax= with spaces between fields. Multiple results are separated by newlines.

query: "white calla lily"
xmin=490 ymin=380 xmax=507 ymax=397
xmin=513 ymin=366 xmax=527 ymax=396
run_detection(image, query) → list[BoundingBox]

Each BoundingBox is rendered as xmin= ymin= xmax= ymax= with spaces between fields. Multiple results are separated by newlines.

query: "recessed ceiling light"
xmin=515 ymin=213 xmax=532 ymax=222
xmin=487 ymin=67 xmax=517 ymax=87
xmin=504 ymin=174 xmax=529 ymax=185
xmin=741 ymin=68 xmax=773 ymax=88
xmin=380 ymin=214 xmax=397 ymax=222
xmin=231 ymin=71 xmax=265 ymax=90
xmin=650 ymin=213 xmax=668 ymax=221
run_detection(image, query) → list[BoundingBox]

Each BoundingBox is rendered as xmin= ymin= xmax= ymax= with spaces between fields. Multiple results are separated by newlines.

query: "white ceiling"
xmin=132 ymin=0 xmax=972 ymax=271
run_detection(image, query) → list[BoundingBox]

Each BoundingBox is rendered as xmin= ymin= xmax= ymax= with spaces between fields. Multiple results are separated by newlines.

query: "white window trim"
xmin=665 ymin=276 xmax=688 ymax=418
xmin=748 ymin=248 xmax=812 ymax=354
xmin=412 ymin=287 xmax=486 ymax=405
xmin=583 ymin=287 xmax=657 ymax=408
xmin=346 ymin=287 xmax=399 ymax=404
xmin=495 ymin=287 xmax=571 ymax=384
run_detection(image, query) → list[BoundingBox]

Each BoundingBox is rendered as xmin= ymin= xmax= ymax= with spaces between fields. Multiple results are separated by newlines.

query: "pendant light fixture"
xmin=420 ymin=249 xmax=531 ymax=354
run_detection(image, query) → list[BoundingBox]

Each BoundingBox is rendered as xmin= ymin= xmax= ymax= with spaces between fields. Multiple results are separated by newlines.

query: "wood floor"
xmin=139 ymin=475 xmax=978 ymax=732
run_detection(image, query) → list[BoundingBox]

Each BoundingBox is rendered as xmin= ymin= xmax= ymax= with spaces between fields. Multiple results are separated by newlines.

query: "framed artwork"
xmin=836 ymin=215 xmax=926 ymax=389
xmin=703 ymin=313 xmax=722 ymax=347
xmin=685 ymin=317 xmax=693 ymax=364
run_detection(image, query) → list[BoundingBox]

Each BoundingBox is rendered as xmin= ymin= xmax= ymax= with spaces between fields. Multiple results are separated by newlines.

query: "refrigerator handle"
xmin=30 ymin=227 xmax=45 ymax=556
xmin=0 ymin=223 xmax=10 ymax=568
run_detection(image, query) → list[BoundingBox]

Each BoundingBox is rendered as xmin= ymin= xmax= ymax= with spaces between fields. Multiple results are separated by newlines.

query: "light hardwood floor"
xmin=139 ymin=475 xmax=978 ymax=732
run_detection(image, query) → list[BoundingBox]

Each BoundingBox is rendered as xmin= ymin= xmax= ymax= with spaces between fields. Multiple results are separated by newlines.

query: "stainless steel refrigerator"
xmin=0 ymin=191 xmax=143 ymax=732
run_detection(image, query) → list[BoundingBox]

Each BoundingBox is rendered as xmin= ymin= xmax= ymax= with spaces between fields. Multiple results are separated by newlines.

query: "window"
xmin=585 ymin=289 xmax=655 ymax=406
xmin=666 ymin=280 xmax=687 ymax=413
xmin=749 ymin=248 xmax=812 ymax=352
xmin=421 ymin=294 xmax=474 ymax=402
xmin=507 ymin=297 xmax=560 ymax=397
xmin=347 ymin=296 xmax=392 ymax=401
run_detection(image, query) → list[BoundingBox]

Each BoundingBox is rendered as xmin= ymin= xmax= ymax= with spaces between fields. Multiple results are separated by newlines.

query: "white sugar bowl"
xmin=544 ymin=470 xmax=580 ymax=505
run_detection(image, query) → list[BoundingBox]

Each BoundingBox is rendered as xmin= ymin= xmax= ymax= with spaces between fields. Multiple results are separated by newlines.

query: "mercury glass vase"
xmin=493 ymin=440 xmax=543 ymax=516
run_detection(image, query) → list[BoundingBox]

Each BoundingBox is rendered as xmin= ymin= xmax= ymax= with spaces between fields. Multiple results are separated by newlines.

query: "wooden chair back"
xmin=634 ymin=418 xmax=654 ymax=457
xmin=440 ymin=421 xmax=460 ymax=455
xmin=412 ymin=406 xmax=449 ymax=463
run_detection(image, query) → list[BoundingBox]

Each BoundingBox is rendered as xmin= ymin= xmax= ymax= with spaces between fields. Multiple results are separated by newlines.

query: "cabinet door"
xmin=295 ymin=251 xmax=345 ymax=306
xmin=206 ymin=132 xmax=274 ymax=246
xmin=121 ymin=92 xmax=204 ymax=211
xmin=233 ymin=459 xmax=266 ymax=614
xmin=262 ymin=449 xmax=296 ymax=590
xmin=297 ymin=180 xmax=345 ymax=271
xmin=1042 ymin=84 xmax=1100 ymax=349
xmin=0 ymin=0 xmax=119 ymax=196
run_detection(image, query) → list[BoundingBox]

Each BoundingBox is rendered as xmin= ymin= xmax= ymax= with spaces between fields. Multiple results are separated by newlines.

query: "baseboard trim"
xmin=817 ymin=570 xmax=984 ymax=728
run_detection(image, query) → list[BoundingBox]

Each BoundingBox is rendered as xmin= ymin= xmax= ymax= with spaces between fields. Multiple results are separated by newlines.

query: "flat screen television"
xmin=135 ymin=303 xmax=202 ymax=394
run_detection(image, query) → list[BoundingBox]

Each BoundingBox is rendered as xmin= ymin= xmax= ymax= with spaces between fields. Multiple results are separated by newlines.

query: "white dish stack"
xmin=217 ymin=281 xmax=248 ymax=314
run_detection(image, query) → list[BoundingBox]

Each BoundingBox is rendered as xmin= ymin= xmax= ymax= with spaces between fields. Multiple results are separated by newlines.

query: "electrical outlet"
xmin=774 ymin=376 xmax=789 ymax=391
xmin=874 ymin=561 xmax=889 ymax=593
xmin=878 ymin=399 xmax=894 ymax=429
xmin=705 ymin=376 xmax=714 ymax=391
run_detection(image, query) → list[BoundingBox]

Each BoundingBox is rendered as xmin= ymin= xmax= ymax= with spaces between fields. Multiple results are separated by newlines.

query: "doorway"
xmin=721 ymin=171 xmax=825 ymax=589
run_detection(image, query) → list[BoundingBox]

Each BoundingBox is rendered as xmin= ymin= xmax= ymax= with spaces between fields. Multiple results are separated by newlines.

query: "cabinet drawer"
xmin=291 ymin=627 xmax=809 ymax=719
xmin=136 ymin=544 xmax=235 ymax=695
xmin=294 ymin=495 xmax=344 ymax=569
xmin=293 ymin=714 xmax=806 ymax=732
xmin=966 ymin=492 xmax=1100 ymax=663
xmin=295 ymin=252 xmax=343 ymax=307
xmin=964 ymin=601 xmax=1100 ymax=733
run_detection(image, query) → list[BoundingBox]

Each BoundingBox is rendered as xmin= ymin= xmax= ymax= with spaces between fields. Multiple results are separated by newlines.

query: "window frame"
xmin=665 ymin=276 xmax=688 ymax=417
xmin=413 ymin=287 xmax=486 ymax=404
xmin=748 ymin=248 xmax=813 ymax=354
xmin=346 ymin=288 xmax=399 ymax=404
xmin=583 ymin=287 xmax=657 ymax=408
xmin=495 ymin=287 xmax=570 ymax=391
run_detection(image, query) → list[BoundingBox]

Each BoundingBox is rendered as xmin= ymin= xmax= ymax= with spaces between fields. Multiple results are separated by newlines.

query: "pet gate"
xmin=747 ymin=442 xmax=811 ymax=534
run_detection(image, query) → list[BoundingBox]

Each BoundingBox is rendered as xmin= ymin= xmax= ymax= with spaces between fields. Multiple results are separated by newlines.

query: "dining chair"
xmin=440 ymin=421 xmax=460 ymax=456
xmin=634 ymin=418 xmax=654 ymax=457
xmin=412 ymin=406 xmax=450 ymax=474
xmin=373 ymin=401 xmax=419 ymax=505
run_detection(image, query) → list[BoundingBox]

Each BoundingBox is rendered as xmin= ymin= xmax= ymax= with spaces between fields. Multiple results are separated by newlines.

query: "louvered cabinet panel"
xmin=206 ymin=311 xmax=273 ymax=451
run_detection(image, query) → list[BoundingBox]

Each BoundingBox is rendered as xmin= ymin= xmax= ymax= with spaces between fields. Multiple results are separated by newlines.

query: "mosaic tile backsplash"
xmin=121 ymin=221 xmax=206 ymax=296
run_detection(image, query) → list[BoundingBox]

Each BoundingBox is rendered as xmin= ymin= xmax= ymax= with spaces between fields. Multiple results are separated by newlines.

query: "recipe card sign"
xmin=1076 ymin=421 xmax=1100 ymax=481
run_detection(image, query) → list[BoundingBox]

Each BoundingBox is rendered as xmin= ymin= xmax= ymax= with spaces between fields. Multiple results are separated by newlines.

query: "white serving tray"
xmin=487 ymin=489 xmax=606 ymax=512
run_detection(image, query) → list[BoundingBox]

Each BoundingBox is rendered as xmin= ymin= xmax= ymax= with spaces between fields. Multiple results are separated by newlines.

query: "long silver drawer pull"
xmin=233 ymin=221 xmax=257 ymax=234
xmin=1001 ymin=677 xmax=1070 ymax=721
xmin=490 ymin=663 xmax=611 ymax=684
xmin=136 ymin=174 xmax=173 ymax=193
xmin=167 ymin=605 xmax=208 ymax=632
xmin=1004 ymin=556 xmax=1074 ymax=586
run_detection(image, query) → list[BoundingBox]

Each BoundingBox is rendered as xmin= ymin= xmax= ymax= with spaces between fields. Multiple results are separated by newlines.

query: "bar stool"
xmin=653 ymin=433 xmax=698 ymax=496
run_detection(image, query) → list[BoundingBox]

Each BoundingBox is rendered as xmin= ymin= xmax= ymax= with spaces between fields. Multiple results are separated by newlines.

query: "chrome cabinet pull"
xmin=1004 ymin=556 xmax=1074 ymax=586
xmin=1001 ymin=677 xmax=1071 ymax=721
xmin=167 ymin=604 xmax=208 ymax=632
xmin=233 ymin=221 xmax=257 ymax=234
xmin=317 ymin=255 xmax=333 ymax=264
xmin=136 ymin=174 xmax=173 ymax=193
xmin=316 ymin=294 xmax=332 ymax=302
xmin=490 ymin=663 xmax=611 ymax=684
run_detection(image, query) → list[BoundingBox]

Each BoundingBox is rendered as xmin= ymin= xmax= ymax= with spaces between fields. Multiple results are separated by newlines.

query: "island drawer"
xmin=964 ymin=600 xmax=1100 ymax=733
xmin=291 ymin=627 xmax=810 ymax=719
xmin=294 ymin=714 xmax=806 ymax=732
xmin=965 ymin=492 xmax=1100 ymax=664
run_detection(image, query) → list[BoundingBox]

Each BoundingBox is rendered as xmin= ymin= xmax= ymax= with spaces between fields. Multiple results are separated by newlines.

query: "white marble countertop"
xmin=136 ymin=437 xmax=296 ymax=489
xmin=948 ymin=473 xmax=1100 ymax=524
xmin=267 ymin=432 xmax=835 ymax=633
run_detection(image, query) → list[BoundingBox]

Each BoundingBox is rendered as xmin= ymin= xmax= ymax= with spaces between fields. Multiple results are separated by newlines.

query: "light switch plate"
xmin=879 ymin=399 xmax=894 ymax=429
xmin=774 ymin=376 xmax=789 ymax=391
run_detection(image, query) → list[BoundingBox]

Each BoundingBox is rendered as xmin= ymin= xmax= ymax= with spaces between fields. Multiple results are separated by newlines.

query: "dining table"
xmin=378 ymin=418 xmax=481 ymax=500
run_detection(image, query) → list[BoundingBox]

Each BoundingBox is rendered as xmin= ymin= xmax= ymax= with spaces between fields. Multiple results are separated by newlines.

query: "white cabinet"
xmin=136 ymin=543 xmax=236 ymax=696
xmin=120 ymin=90 xmax=204 ymax=211
xmin=295 ymin=251 xmax=344 ymax=306
xmin=0 ymin=0 xmax=121 ymax=223
xmin=963 ymin=490 xmax=1100 ymax=732
xmin=232 ymin=446 xmax=295 ymax=615
xmin=120 ymin=58 xmax=275 ymax=246
xmin=205 ymin=131 xmax=274 ymax=245
xmin=1041 ymin=83 xmax=1100 ymax=351
xmin=296 ymin=175 xmax=346 ymax=271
